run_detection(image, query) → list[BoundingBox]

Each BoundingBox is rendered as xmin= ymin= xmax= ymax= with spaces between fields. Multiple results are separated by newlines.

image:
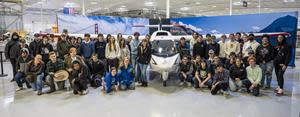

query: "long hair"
xmin=108 ymin=37 xmax=116 ymax=52
xmin=119 ymin=38 xmax=126 ymax=49
xmin=140 ymin=39 xmax=149 ymax=54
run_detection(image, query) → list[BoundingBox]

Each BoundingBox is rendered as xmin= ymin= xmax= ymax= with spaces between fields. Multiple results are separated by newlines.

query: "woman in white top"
xmin=119 ymin=37 xmax=130 ymax=63
xmin=105 ymin=36 xmax=121 ymax=69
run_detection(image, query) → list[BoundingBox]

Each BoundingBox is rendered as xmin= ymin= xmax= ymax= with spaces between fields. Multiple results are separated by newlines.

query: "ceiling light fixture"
xmin=180 ymin=7 xmax=190 ymax=11
xmin=144 ymin=1 xmax=155 ymax=6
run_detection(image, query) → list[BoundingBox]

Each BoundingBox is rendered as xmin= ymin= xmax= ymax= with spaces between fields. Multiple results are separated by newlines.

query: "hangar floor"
xmin=0 ymin=61 xmax=299 ymax=117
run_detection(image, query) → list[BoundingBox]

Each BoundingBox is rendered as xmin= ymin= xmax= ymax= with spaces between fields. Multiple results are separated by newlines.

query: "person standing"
xmin=29 ymin=34 xmax=42 ymax=57
xmin=193 ymin=35 xmax=206 ymax=58
xmin=94 ymin=33 xmax=107 ymax=61
xmin=137 ymin=39 xmax=151 ymax=87
xmin=242 ymin=34 xmax=260 ymax=65
xmin=39 ymin=36 xmax=53 ymax=64
xmin=105 ymin=36 xmax=121 ymax=69
xmin=5 ymin=32 xmax=21 ymax=82
xmin=256 ymin=34 xmax=274 ymax=89
xmin=178 ymin=37 xmax=190 ymax=59
xmin=273 ymin=35 xmax=292 ymax=96
xmin=80 ymin=33 xmax=95 ymax=62
xmin=129 ymin=32 xmax=140 ymax=69
xmin=57 ymin=34 xmax=71 ymax=59
xmin=224 ymin=33 xmax=240 ymax=59
xmin=119 ymin=38 xmax=130 ymax=63
xmin=218 ymin=34 xmax=227 ymax=64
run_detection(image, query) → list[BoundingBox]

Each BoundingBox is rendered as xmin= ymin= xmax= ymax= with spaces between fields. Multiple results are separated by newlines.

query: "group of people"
xmin=4 ymin=31 xmax=291 ymax=96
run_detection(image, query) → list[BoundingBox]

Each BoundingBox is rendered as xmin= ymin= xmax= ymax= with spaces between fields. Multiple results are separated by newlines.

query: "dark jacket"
xmin=16 ymin=55 xmax=33 ymax=73
xmin=57 ymin=40 xmax=71 ymax=59
xmin=39 ymin=43 xmax=54 ymax=62
xmin=229 ymin=65 xmax=247 ymax=81
xmin=179 ymin=62 xmax=192 ymax=75
xmin=118 ymin=64 xmax=134 ymax=85
xmin=94 ymin=41 xmax=107 ymax=60
xmin=178 ymin=43 xmax=190 ymax=58
xmin=205 ymin=42 xmax=220 ymax=58
xmin=274 ymin=43 xmax=292 ymax=66
xmin=137 ymin=45 xmax=151 ymax=64
xmin=256 ymin=43 xmax=274 ymax=64
xmin=26 ymin=60 xmax=45 ymax=76
xmin=71 ymin=64 xmax=90 ymax=81
xmin=193 ymin=41 xmax=206 ymax=58
xmin=213 ymin=69 xmax=230 ymax=85
xmin=29 ymin=40 xmax=41 ymax=56
xmin=5 ymin=38 xmax=20 ymax=59
xmin=87 ymin=60 xmax=106 ymax=77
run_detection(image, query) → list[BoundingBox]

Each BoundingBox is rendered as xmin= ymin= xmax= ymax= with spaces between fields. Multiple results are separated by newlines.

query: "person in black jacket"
xmin=179 ymin=56 xmax=193 ymax=86
xmin=256 ymin=34 xmax=274 ymax=89
xmin=15 ymin=48 xmax=33 ymax=91
xmin=39 ymin=36 xmax=53 ymax=64
xmin=273 ymin=35 xmax=292 ymax=96
xmin=94 ymin=34 xmax=107 ymax=61
xmin=205 ymin=34 xmax=220 ymax=58
xmin=5 ymin=32 xmax=21 ymax=82
xmin=137 ymin=39 xmax=151 ymax=87
xmin=88 ymin=54 xmax=106 ymax=88
xmin=70 ymin=60 xmax=90 ymax=95
xmin=193 ymin=35 xmax=206 ymax=58
xmin=29 ymin=34 xmax=42 ymax=57
xmin=177 ymin=37 xmax=190 ymax=59
xmin=229 ymin=58 xmax=247 ymax=91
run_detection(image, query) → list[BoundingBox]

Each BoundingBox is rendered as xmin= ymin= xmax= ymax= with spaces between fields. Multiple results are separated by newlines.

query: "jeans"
xmin=120 ymin=81 xmax=135 ymax=90
xmin=31 ymin=73 xmax=44 ymax=92
xmin=242 ymin=79 xmax=260 ymax=96
xmin=138 ymin=63 xmax=148 ymax=83
xmin=193 ymin=77 xmax=213 ymax=89
xmin=15 ymin=72 xmax=31 ymax=88
xmin=260 ymin=61 xmax=274 ymax=87
xmin=179 ymin=72 xmax=192 ymax=83
xmin=131 ymin=55 xmax=140 ymax=82
xmin=229 ymin=78 xmax=243 ymax=91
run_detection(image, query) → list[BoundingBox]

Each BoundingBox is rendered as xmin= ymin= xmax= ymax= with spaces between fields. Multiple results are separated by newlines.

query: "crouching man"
xmin=102 ymin=67 xmax=120 ymax=94
xmin=118 ymin=57 xmax=135 ymax=90
xmin=70 ymin=60 xmax=89 ymax=95
xmin=211 ymin=64 xmax=230 ymax=96
xmin=26 ymin=54 xmax=45 ymax=95
xmin=179 ymin=56 xmax=193 ymax=86
xmin=243 ymin=57 xmax=262 ymax=96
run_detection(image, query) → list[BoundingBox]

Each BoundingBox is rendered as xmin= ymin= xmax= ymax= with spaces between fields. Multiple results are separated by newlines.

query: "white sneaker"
xmin=187 ymin=82 xmax=192 ymax=87
xmin=15 ymin=87 xmax=24 ymax=92
xmin=179 ymin=82 xmax=184 ymax=86
xmin=82 ymin=90 xmax=89 ymax=95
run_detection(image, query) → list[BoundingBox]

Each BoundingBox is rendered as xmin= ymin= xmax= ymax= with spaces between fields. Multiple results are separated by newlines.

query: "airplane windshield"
xmin=152 ymin=40 xmax=177 ymax=57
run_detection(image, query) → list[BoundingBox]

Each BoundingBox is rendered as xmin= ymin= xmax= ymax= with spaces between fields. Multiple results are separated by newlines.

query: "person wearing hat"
xmin=211 ymin=64 xmax=230 ymax=96
xmin=205 ymin=34 xmax=220 ymax=59
xmin=26 ymin=54 xmax=45 ymax=95
xmin=29 ymin=34 xmax=42 ymax=57
xmin=273 ymin=34 xmax=292 ymax=96
xmin=57 ymin=34 xmax=71 ymax=59
xmin=207 ymin=49 xmax=215 ymax=64
xmin=194 ymin=60 xmax=213 ymax=89
xmin=80 ymin=33 xmax=95 ymax=62
xmin=19 ymin=39 xmax=32 ymax=55
xmin=256 ymin=34 xmax=275 ymax=89
xmin=243 ymin=57 xmax=262 ymax=96
xmin=15 ymin=48 xmax=33 ymax=91
xmin=102 ymin=67 xmax=120 ymax=94
xmin=70 ymin=60 xmax=90 ymax=95
xmin=87 ymin=54 xmax=106 ymax=88
xmin=5 ymin=32 xmax=21 ymax=82
xmin=118 ymin=56 xmax=135 ymax=90
xmin=224 ymin=33 xmax=240 ymax=59
xmin=45 ymin=52 xmax=67 ymax=93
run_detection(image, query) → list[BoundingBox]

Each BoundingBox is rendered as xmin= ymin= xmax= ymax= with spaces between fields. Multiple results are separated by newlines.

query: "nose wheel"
xmin=161 ymin=71 xmax=169 ymax=87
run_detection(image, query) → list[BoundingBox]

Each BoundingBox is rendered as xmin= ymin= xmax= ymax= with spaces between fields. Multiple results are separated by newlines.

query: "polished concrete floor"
xmin=0 ymin=61 xmax=300 ymax=117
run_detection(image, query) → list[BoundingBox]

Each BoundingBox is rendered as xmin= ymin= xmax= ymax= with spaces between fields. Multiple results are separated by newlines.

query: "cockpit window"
xmin=156 ymin=32 xmax=169 ymax=36
xmin=152 ymin=40 xmax=177 ymax=57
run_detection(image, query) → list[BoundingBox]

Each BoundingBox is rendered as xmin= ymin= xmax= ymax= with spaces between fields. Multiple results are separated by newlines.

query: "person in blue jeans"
xmin=102 ymin=67 xmax=120 ymax=94
xmin=15 ymin=48 xmax=33 ymax=91
xmin=26 ymin=54 xmax=45 ymax=95
xmin=137 ymin=39 xmax=151 ymax=87
xmin=118 ymin=57 xmax=135 ymax=90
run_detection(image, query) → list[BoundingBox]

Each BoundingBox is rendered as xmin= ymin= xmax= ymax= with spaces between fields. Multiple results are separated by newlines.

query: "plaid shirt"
xmin=46 ymin=59 xmax=66 ymax=74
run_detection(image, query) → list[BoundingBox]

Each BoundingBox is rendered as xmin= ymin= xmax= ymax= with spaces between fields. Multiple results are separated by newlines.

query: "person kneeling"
xmin=118 ymin=57 xmax=135 ymax=90
xmin=70 ymin=60 xmax=89 ymax=95
xmin=193 ymin=60 xmax=213 ymax=89
xmin=87 ymin=54 xmax=106 ymax=88
xmin=26 ymin=55 xmax=45 ymax=95
xmin=211 ymin=64 xmax=230 ymax=96
xmin=243 ymin=57 xmax=262 ymax=96
xmin=179 ymin=56 xmax=193 ymax=86
xmin=102 ymin=67 xmax=119 ymax=94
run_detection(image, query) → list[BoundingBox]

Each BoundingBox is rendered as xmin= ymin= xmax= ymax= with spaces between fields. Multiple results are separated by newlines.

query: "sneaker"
xmin=187 ymin=82 xmax=192 ymax=87
xmin=82 ymin=90 xmax=89 ymax=95
xmin=179 ymin=82 xmax=185 ymax=86
xmin=15 ymin=87 xmax=24 ymax=92
xmin=37 ymin=91 xmax=42 ymax=96
xmin=46 ymin=89 xmax=56 ymax=94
